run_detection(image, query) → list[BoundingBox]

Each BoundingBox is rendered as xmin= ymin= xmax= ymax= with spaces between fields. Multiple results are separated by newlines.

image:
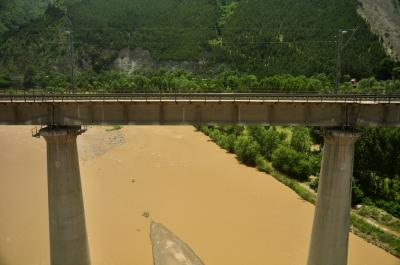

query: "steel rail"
xmin=0 ymin=92 xmax=399 ymax=103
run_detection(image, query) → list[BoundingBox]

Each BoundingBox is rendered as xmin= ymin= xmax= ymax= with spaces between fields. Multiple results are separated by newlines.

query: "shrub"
xmin=262 ymin=127 xmax=283 ymax=159
xmin=352 ymin=178 xmax=365 ymax=206
xmin=393 ymin=67 xmax=400 ymax=80
xmin=291 ymin=127 xmax=312 ymax=153
xmin=234 ymin=135 xmax=260 ymax=166
xmin=220 ymin=133 xmax=237 ymax=153
xmin=208 ymin=128 xmax=223 ymax=144
xmin=0 ymin=72 xmax=10 ymax=88
xmin=271 ymin=145 xmax=312 ymax=181
xmin=255 ymin=154 xmax=272 ymax=173
xmin=310 ymin=177 xmax=319 ymax=191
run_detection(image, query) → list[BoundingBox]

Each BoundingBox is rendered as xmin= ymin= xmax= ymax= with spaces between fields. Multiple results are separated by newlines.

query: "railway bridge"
xmin=1 ymin=92 xmax=400 ymax=265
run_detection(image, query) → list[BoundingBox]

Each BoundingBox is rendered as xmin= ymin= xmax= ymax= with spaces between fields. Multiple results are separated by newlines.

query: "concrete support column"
xmin=40 ymin=126 xmax=90 ymax=265
xmin=307 ymin=129 xmax=360 ymax=265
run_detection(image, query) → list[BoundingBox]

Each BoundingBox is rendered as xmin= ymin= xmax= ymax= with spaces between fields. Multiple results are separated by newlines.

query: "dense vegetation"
xmin=2 ymin=68 xmax=400 ymax=94
xmin=354 ymin=128 xmax=400 ymax=217
xmin=199 ymin=124 xmax=400 ymax=219
xmin=0 ymin=0 xmax=399 ymax=85
xmin=213 ymin=0 xmax=389 ymax=77
xmin=0 ymin=0 xmax=218 ymax=80
xmin=200 ymin=125 xmax=321 ymax=180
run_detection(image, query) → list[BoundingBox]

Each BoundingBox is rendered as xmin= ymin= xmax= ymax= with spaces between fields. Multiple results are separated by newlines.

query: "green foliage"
xmin=269 ymin=170 xmax=316 ymax=204
xmin=216 ymin=0 xmax=238 ymax=30
xmin=23 ymin=66 xmax=35 ymax=88
xmin=233 ymin=135 xmax=260 ymax=166
xmin=352 ymin=177 xmax=366 ymax=206
xmin=255 ymin=154 xmax=272 ymax=173
xmin=220 ymin=133 xmax=237 ymax=153
xmin=291 ymin=127 xmax=312 ymax=153
xmin=309 ymin=177 xmax=319 ymax=191
xmin=356 ymin=205 xmax=400 ymax=234
xmin=247 ymin=126 xmax=284 ymax=159
xmin=261 ymin=127 xmax=284 ymax=160
xmin=376 ymin=58 xmax=399 ymax=80
xmin=271 ymin=145 xmax=314 ymax=181
xmin=259 ymin=74 xmax=332 ymax=92
xmin=0 ymin=0 xmax=218 ymax=78
xmin=213 ymin=0 xmax=388 ymax=77
xmin=350 ymin=213 xmax=400 ymax=256
xmin=0 ymin=71 xmax=11 ymax=88
xmin=67 ymin=0 xmax=217 ymax=61
xmin=393 ymin=67 xmax=400 ymax=80
xmin=0 ymin=0 xmax=395 ymax=80
xmin=354 ymin=128 xmax=400 ymax=217
xmin=0 ymin=0 xmax=55 ymax=32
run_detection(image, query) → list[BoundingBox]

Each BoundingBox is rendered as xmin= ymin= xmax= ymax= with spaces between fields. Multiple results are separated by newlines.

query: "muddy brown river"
xmin=0 ymin=126 xmax=399 ymax=265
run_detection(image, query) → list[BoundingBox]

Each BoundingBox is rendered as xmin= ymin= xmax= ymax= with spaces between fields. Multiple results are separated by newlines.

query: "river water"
xmin=0 ymin=126 xmax=398 ymax=265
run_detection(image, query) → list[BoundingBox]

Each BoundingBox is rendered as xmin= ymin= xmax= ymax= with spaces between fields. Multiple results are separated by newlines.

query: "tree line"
xmin=1 ymin=68 xmax=400 ymax=93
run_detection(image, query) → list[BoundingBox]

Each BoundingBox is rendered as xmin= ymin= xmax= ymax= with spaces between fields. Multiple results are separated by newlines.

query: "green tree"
xmin=392 ymin=67 xmax=400 ymax=80
xmin=220 ymin=133 xmax=237 ymax=153
xmin=376 ymin=58 xmax=396 ymax=80
xmin=261 ymin=127 xmax=282 ymax=160
xmin=354 ymin=128 xmax=400 ymax=217
xmin=352 ymin=177 xmax=365 ymax=206
xmin=234 ymin=135 xmax=260 ymax=166
xmin=271 ymin=145 xmax=312 ymax=181
xmin=0 ymin=72 xmax=10 ymax=88
xmin=291 ymin=127 xmax=312 ymax=153
xmin=23 ymin=66 xmax=36 ymax=88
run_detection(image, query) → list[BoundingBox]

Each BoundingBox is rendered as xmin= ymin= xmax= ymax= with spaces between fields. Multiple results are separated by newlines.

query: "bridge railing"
xmin=0 ymin=91 xmax=400 ymax=103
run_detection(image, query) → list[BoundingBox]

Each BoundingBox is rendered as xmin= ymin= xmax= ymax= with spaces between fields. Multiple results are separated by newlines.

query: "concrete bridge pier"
xmin=307 ymin=129 xmax=360 ymax=265
xmin=39 ymin=126 xmax=90 ymax=265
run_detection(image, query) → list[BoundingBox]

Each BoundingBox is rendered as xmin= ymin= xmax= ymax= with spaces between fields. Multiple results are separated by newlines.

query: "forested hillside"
xmin=215 ymin=0 xmax=387 ymax=77
xmin=0 ymin=0 xmax=80 ymax=33
xmin=0 ymin=0 xmax=397 ymax=86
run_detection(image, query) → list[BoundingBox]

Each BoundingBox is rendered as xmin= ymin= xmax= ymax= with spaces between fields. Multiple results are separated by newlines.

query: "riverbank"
xmin=198 ymin=125 xmax=400 ymax=258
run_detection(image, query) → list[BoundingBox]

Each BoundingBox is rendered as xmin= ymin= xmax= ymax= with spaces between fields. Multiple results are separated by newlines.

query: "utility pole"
xmin=335 ymin=30 xmax=348 ymax=93
xmin=66 ymin=31 xmax=75 ymax=94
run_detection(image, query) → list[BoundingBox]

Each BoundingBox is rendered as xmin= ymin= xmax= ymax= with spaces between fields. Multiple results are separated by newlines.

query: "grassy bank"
xmin=269 ymin=159 xmax=400 ymax=257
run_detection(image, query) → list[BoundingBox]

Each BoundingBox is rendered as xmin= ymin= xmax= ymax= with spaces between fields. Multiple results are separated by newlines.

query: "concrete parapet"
xmin=40 ymin=126 xmax=90 ymax=265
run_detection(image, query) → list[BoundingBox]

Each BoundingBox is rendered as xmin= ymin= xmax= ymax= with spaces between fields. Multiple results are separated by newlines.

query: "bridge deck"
xmin=0 ymin=93 xmax=399 ymax=127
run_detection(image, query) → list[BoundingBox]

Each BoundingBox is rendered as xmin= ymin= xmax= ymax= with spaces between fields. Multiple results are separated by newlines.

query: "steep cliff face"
xmin=357 ymin=0 xmax=400 ymax=61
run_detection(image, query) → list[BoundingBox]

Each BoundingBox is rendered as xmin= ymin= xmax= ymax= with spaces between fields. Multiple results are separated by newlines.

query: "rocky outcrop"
xmin=113 ymin=47 xmax=201 ymax=73
xmin=113 ymin=48 xmax=155 ymax=73
xmin=357 ymin=0 xmax=400 ymax=61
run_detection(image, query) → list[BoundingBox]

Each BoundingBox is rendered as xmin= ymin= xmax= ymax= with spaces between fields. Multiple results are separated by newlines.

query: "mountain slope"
xmin=214 ymin=0 xmax=387 ymax=77
xmin=0 ymin=0 xmax=395 ymax=84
